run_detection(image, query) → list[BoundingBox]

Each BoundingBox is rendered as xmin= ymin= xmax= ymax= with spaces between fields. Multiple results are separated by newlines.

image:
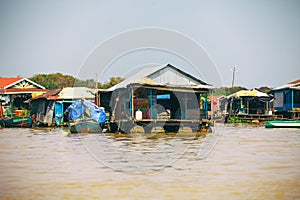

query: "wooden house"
xmin=226 ymin=89 xmax=279 ymax=122
xmin=211 ymin=95 xmax=228 ymax=119
xmin=270 ymin=79 xmax=300 ymax=119
xmin=0 ymin=77 xmax=46 ymax=117
xmin=29 ymin=89 xmax=61 ymax=126
xmin=97 ymin=64 xmax=212 ymax=133
xmin=30 ymin=87 xmax=96 ymax=126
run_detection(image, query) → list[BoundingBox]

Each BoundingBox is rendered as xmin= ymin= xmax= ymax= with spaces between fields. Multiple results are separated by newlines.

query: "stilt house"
xmin=0 ymin=77 xmax=46 ymax=117
xmin=30 ymin=87 xmax=95 ymax=126
xmin=270 ymin=79 xmax=300 ymax=119
xmin=97 ymin=64 xmax=212 ymax=133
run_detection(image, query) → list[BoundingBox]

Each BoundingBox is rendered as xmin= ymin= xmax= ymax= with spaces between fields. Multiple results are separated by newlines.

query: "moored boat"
xmin=0 ymin=117 xmax=33 ymax=128
xmin=265 ymin=120 xmax=300 ymax=128
xmin=69 ymin=118 xmax=102 ymax=133
xmin=65 ymin=99 xmax=106 ymax=133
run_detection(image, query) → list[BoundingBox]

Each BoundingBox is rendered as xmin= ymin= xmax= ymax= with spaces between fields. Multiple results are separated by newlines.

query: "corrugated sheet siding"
xmin=148 ymin=67 xmax=198 ymax=85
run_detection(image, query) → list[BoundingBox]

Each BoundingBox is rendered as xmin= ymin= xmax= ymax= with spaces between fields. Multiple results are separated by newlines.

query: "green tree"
xmin=212 ymin=86 xmax=247 ymax=96
xmin=98 ymin=77 xmax=124 ymax=89
xmin=30 ymin=73 xmax=75 ymax=89
xmin=29 ymin=73 xmax=124 ymax=90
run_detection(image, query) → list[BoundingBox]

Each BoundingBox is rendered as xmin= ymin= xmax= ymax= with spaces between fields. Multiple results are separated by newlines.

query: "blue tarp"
xmin=65 ymin=99 xmax=106 ymax=123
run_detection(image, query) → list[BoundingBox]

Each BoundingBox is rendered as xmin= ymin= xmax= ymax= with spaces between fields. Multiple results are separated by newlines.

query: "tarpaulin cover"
xmin=65 ymin=99 xmax=106 ymax=123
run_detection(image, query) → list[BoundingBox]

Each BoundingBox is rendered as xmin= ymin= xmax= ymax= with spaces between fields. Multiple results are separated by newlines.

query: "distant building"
xmin=227 ymin=89 xmax=274 ymax=115
xmin=225 ymin=89 xmax=279 ymax=122
xmin=270 ymin=79 xmax=300 ymax=119
xmin=211 ymin=95 xmax=228 ymax=117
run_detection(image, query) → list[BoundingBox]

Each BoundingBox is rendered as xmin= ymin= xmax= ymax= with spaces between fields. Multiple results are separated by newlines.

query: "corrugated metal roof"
xmin=31 ymin=89 xmax=61 ymax=100
xmin=57 ymin=87 xmax=95 ymax=99
xmin=107 ymin=64 xmax=211 ymax=91
xmin=107 ymin=65 xmax=163 ymax=91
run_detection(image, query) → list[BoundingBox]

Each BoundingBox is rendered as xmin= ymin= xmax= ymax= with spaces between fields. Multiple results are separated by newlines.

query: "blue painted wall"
xmin=273 ymin=89 xmax=300 ymax=112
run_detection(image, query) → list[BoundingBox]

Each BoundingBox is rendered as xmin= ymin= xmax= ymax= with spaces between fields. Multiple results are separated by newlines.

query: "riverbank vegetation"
xmin=212 ymin=86 xmax=271 ymax=96
xmin=29 ymin=73 xmax=124 ymax=89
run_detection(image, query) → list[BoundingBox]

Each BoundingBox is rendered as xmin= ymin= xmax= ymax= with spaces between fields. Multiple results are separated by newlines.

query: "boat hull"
xmin=265 ymin=120 xmax=300 ymax=128
xmin=0 ymin=117 xmax=33 ymax=128
xmin=69 ymin=119 xmax=102 ymax=133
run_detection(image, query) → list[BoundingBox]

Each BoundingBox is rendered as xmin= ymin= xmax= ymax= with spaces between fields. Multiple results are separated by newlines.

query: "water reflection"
xmin=78 ymin=127 xmax=220 ymax=173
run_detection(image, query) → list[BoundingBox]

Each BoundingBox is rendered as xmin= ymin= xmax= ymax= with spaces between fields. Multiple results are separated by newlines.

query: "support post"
xmin=9 ymin=94 xmax=13 ymax=118
xmin=231 ymin=66 xmax=237 ymax=88
xmin=123 ymin=95 xmax=126 ymax=116
xmin=149 ymin=88 xmax=153 ymax=119
xmin=131 ymin=87 xmax=134 ymax=119
xmin=247 ymin=101 xmax=249 ymax=114
xmin=205 ymin=92 xmax=208 ymax=119
xmin=184 ymin=93 xmax=187 ymax=119
xmin=291 ymin=90 xmax=294 ymax=110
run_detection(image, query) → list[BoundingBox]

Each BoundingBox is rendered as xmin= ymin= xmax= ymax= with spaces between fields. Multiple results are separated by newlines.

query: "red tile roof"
xmin=0 ymin=77 xmax=47 ymax=94
xmin=288 ymin=79 xmax=300 ymax=85
xmin=0 ymin=77 xmax=23 ymax=89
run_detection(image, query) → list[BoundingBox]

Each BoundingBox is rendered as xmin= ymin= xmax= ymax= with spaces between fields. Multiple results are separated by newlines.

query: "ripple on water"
xmin=0 ymin=125 xmax=299 ymax=199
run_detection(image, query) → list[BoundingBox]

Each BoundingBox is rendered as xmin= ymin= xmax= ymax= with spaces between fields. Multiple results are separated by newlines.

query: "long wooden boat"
xmin=0 ymin=117 xmax=33 ymax=128
xmin=265 ymin=120 xmax=300 ymax=128
xmin=69 ymin=118 xmax=102 ymax=133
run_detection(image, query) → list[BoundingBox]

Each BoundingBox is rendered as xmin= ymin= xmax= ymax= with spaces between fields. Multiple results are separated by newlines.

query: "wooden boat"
xmin=0 ymin=117 xmax=33 ymax=128
xmin=69 ymin=118 xmax=102 ymax=133
xmin=65 ymin=99 xmax=106 ymax=133
xmin=265 ymin=120 xmax=300 ymax=128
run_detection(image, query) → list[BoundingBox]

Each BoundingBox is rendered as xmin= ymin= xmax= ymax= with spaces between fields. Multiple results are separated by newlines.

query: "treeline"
xmin=29 ymin=73 xmax=124 ymax=90
xmin=212 ymin=86 xmax=247 ymax=96
xmin=30 ymin=73 xmax=272 ymax=94
xmin=212 ymin=86 xmax=271 ymax=96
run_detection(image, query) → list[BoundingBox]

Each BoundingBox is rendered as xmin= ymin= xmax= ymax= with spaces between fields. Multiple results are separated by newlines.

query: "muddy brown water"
xmin=0 ymin=124 xmax=299 ymax=200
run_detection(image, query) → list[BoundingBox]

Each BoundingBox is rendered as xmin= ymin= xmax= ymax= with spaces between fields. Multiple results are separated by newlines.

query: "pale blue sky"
xmin=0 ymin=0 xmax=299 ymax=88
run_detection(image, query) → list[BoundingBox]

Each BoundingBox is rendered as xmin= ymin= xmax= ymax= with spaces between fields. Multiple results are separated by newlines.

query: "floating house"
xmin=211 ymin=95 xmax=228 ymax=119
xmin=29 ymin=89 xmax=61 ymax=126
xmin=270 ymin=79 xmax=300 ymax=119
xmin=0 ymin=77 xmax=47 ymax=117
xmin=30 ymin=87 xmax=95 ymax=126
xmin=97 ymin=64 xmax=212 ymax=133
xmin=226 ymin=89 xmax=279 ymax=122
